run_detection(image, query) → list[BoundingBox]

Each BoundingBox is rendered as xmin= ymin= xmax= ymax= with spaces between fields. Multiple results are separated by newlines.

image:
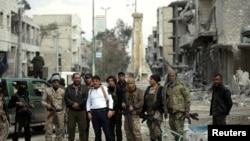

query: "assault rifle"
xmin=180 ymin=112 xmax=199 ymax=124
xmin=16 ymin=94 xmax=32 ymax=116
xmin=137 ymin=112 xmax=163 ymax=131
xmin=122 ymin=105 xmax=135 ymax=138
xmin=137 ymin=112 xmax=163 ymax=123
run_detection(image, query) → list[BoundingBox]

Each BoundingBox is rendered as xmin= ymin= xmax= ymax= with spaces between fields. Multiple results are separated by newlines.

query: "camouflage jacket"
xmin=42 ymin=87 xmax=65 ymax=111
xmin=123 ymin=87 xmax=144 ymax=114
xmin=162 ymin=80 xmax=191 ymax=114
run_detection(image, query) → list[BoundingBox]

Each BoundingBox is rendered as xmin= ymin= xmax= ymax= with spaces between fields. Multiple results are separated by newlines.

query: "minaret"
xmin=127 ymin=12 xmax=151 ymax=81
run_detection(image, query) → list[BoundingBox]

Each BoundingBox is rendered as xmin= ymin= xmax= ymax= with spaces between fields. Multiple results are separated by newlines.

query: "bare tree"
xmin=95 ymin=19 xmax=132 ymax=80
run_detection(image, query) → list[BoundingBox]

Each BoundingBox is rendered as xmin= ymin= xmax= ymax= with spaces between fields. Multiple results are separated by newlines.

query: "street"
xmin=6 ymin=100 xmax=250 ymax=141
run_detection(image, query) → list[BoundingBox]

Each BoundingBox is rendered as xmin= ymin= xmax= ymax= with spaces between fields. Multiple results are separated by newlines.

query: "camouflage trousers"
xmin=0 ymin=122 xmax=4 ymax=141
xmin=45 ymin=111 xmax=65 ymax=141
xmin=147 ymin=111 xmax=163 ymax=140
xmin=124 ymin=114 xmax=142 ymax=141
xmin=0 ymin=115 xmax=8 ymax=141
xmin=169 ymin=111 xmax=185 ymax=141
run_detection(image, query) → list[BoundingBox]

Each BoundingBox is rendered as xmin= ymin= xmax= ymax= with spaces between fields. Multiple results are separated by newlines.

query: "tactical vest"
xmin=145 ymin=86 xmax=159 ymax=111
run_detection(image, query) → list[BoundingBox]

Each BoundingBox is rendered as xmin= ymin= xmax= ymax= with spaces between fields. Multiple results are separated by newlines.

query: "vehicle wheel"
xmin=32 ymin=125 xmax=45 ymax=132
xmin=0 ymin=120 xmax=9 ymax=141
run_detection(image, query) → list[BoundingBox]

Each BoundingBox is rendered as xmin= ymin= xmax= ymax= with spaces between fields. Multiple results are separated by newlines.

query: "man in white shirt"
xmin=86 ymin=75 xmax=114 ymax=141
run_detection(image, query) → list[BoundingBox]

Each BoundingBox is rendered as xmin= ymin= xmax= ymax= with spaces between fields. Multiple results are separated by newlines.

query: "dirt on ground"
xmin=87 ymin=99 xmax=250 ymax=141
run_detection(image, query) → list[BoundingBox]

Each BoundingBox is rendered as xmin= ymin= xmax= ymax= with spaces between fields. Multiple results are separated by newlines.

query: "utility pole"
xmin=54 ymin=31 xmax=59 ymax=72
xmin=101 ymin=7 xmax=110 ymax=29
xmin=92 ymin=0 xmax=96 ymax=75
xmin=79 ymin=31 xmax=85 ymax=72
xmin=17 ymin=0 xmax=30 ymax=78
xmin=17 ymin=8 xmax=23 ymax=78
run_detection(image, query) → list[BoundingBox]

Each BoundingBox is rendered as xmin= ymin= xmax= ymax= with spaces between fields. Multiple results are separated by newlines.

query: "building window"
xmin=7 ymin=15 xmax=10 ymax=27
xmin=0 ymin=12 xmax=3 ymax=25
xmin=153 ymin=53 xmax=157 ymax=61
xmin=154 ymin=42 xmax=157 ymax=48
xmin=59 ymin=54 xmax=62 ymax=67
xmin=153 ymin=31 xmax=157 ymax=38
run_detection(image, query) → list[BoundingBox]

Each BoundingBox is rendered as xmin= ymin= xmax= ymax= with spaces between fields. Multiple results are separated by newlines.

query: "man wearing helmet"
xmin=42 ymin=74 xmax=66 ymax=141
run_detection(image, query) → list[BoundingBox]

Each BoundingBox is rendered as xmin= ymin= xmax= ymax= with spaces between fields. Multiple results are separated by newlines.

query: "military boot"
xmin=157 ymin=136 xmax=162 ymax=141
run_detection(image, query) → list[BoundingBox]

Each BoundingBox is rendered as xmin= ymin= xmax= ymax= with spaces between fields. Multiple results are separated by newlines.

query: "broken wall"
xmin=216 ymin=0 xmax=250 ymax=44
xmin=239 ymin=48 xmax=250 ymax=73
xmin=197 ymin=0 xmax=216 ymax=34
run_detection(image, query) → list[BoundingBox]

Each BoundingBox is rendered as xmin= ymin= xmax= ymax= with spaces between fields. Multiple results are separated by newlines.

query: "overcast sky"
xmin=26 ymin=0 xmax=175 ymax=44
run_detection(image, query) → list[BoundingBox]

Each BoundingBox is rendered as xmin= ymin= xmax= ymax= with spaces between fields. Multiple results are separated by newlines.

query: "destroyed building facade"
xmin=147 ymin=0 xmax=250 ymax=86
xmin=172 ymin=0 xmax=250 ymax=86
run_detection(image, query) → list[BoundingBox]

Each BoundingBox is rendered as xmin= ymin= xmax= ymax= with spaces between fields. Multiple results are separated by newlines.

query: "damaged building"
xmin=147 ymin=0 xmax=250 ymax=87
xmin=170 ymin=0 xmax=250 ymax=86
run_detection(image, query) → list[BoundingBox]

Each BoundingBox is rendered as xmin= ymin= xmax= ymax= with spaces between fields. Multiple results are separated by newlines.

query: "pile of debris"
xmin=175 ymin=69 xmax=250 ymax=107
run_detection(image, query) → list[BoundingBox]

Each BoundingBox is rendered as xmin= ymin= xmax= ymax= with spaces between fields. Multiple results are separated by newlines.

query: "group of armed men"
xmin=0 ymin=70 xmax=233 ymax=141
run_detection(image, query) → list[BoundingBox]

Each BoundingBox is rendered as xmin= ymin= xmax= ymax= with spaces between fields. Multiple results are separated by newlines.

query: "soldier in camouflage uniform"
xmin=0 ymin=80 xmax=9 ymax=141
xmin=122 ymin=78 xmax=144 ymax=141
xmin=162 ymin=71 xmax=191 ymax=141
xmin=42 ymin=74 xmax=65 ymax=141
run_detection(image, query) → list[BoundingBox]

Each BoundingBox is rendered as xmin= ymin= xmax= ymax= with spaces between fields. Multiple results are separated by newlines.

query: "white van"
xmin=59 ymin=72 xmax=85 ymax=86
xmin=48 ymin=72 xmax=84 ymax=86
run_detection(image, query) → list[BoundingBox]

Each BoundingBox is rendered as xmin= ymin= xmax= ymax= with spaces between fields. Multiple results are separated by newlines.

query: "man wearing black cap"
xmin=83 ymin=73 xmax=92 ymax=141
xmin=142 ymin=74 xmax=163 ymax=141
xmin=84 ymin=73 xmax=93 ymax=89
xmin=8 ymin=81 xmax=34 ymax=141
xmin=42 ymin=74 xmax=65 ymax=141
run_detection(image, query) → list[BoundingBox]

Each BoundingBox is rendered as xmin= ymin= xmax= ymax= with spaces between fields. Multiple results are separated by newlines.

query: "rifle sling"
xmin=16 ymin=94 xmax=30 ymax=108
xmin=100 ymin=86 xmax=109 ymax=108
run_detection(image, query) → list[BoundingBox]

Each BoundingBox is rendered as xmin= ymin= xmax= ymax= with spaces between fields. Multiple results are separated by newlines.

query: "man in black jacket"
xmin=117 ymin=72 xmax=127 ymax=95
xmin=107 ymin=75 xmax=123 ymax=141
xmin=64 ymin=73 xmax=88 ymax=141
xmin=8 ymin=81 xmax=34 ymax=141
xmin=210 ymin=73 xmax=233 ymax=125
